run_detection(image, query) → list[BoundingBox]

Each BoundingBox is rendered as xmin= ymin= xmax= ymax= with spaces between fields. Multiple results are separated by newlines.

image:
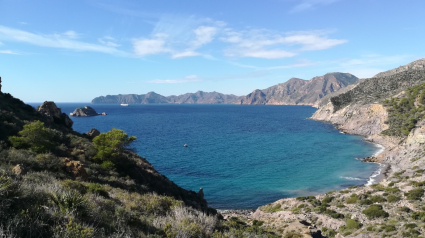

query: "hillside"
xmin=0 ymin=80 xmax=281 ymax=237
xmin=92 ymin=91 xmax=242 ymax=104
xmin=91 ymin=73 xmax=358 ymax=106
xmin=240 ymin=73 xmax=359 ymax=106
xmin=237 ymin=58 xmax=425 ymax=238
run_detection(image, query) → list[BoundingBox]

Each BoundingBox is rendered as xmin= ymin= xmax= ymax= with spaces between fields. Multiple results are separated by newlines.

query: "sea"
xmin=31 ymin=103 xmax=380 ymax=209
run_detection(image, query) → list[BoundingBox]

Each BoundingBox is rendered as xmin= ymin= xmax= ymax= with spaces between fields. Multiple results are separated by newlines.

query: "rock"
xmin=70 ymin=106 xmax=100 ymax=117
xmin=12 ymin=164 xmax=28 ymax=175
xmin=0 ymin=76 xmax=2 ymax=93
xmin=37 ymin=101 xmax=73 ymax=129
xmin=87 ymin=128 xmax=100 ymax=139
xmin=361 ymin=156 xmax=379 ymax=163
xmin=61 ymin=158 xmax=88 ymax=181
xmin=101 ymin=112 xmax=107 ymax=116
xmin=198 ymin=188 xmax=204 ymax=199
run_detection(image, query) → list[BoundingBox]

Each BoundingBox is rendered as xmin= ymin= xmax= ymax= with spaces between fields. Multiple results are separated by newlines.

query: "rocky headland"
xmin=230 ymin=58 xmax=425 ymax=237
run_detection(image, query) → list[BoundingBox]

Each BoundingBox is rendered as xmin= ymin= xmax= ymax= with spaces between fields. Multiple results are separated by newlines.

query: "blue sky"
xmin=0 ymin=0 xmax=424 ymax=102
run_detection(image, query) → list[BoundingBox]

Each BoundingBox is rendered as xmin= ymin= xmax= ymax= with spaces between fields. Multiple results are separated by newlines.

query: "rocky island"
xmin=70 ymin=106 xmax=106 ymax=117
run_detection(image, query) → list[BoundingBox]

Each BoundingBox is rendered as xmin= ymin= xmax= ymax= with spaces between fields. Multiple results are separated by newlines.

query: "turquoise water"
xmin=39 ymin=103 xmax=379 ymax=209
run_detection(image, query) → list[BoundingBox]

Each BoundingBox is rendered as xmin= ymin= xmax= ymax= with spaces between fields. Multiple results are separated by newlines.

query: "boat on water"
xmin=120 ymin=104 xmax=129 ymax=106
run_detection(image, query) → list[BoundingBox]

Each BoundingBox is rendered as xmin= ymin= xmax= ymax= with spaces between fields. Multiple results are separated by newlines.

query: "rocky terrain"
xmin=91 ymin=73 xmax=358 ymax=106
xmin=241 ymin=73 xmax=359 ymax=106
xmin=231 ymin=58 xmax=425 ymax=237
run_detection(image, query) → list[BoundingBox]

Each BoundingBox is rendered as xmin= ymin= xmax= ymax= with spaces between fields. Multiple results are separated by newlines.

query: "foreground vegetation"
xmin=0 ymin=91 xmax=279 ymax=237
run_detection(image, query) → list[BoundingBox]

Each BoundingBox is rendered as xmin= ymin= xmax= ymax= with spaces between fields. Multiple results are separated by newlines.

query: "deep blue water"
xmin=32 ymin=103 xmax=379 ymax=209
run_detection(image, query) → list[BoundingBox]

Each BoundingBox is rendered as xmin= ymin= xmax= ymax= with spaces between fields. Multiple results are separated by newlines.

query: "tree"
xmin=92 ymin=128 xmax=136 ymax=162
xmin=9 ymin=120 xmax=56 ymax=153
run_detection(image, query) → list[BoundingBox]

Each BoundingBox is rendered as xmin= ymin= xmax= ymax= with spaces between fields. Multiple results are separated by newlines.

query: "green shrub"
xmin=49 ymin=189 xmax=87 ymax=215
xmin=404 ymin=223 xmax=417 ymax=229
xmin=93 ymin=128 xmax=136 ymax=162
xmin=382 ymin=224 xmax=396 ymax=232
xmin=346 ymin=219 xmax=362 ymax=229
xmin=101 ymin=160 xmax=115 ymax=170
xmin=296 ymin=196 xmax=306 ymax=201
xmin=399 ymin=206 xmax=411 ymax=213
xmin=322 ymin=196 xmax=334 ymax=205
xmin=346 ymin=194 xmax=358 ymax=204
xmin=362 ymin=205 xmax=389 ymax=219
xmin=387 ymin=194 xmax=401 ymax=203
xmin=9 ymin=121 xmax=57 ymax=153
xmin=404 ymin=188 xmax=424 ymax=200
xmin=370 ymin=195 xmax=387 ymax=203
xmin=411 ymin=211 xmax=425 ymax=221
xmin=260 ymin=204 xmax=283 ymax=213
xmin=87 ymin=183 xmax=109 ymax=198
xmin=359 ymin=199 xmax=372 ymax=205
xmin=324 ymin=209 xmax=344 ymax=219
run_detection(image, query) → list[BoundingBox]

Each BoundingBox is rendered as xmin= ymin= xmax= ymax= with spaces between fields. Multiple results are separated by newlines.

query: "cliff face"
xmin=239 ymin=72 xmax=359 ymax=105
xmin=311 ymin=63 xmax=425 ymax=172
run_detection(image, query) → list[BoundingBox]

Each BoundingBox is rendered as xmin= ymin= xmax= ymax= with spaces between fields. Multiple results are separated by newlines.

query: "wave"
xmin=340 ymin=176 xmax=365 ymax=181
xmin=373 ymin=143 xmax=385 ymax=156
xmin=365 ymin=163 xmax=386 ymax=186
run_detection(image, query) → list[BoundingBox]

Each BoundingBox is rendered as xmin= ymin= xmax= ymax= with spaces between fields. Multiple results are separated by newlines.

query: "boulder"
xmin=0 ymin=76 xmax=2 ymax=93
xmin=361 ymin=156 xmax=379 ymax=163
xmin=87 ymin=128 xmax=100 ymax=139
xmin=70 ymin=106 xmax=100 ymax=117
xmin=61 ymin=158 xmax=88 ymax=181
xmin=37 ymin=101 xmax=73 ymax=128
xmin=198 ymin=188 xmax=204 ymax=199
xmin=12 ymin=164 xmax=28 ymax=175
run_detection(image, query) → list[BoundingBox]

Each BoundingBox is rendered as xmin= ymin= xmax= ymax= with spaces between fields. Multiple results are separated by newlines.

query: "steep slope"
xmin=239 ymin=73 xmax=359 ymax=105
xmin=247 ymin=58 xmax=425 ymax=238
xmin=374 ymin=58 xmax=425 ymax=78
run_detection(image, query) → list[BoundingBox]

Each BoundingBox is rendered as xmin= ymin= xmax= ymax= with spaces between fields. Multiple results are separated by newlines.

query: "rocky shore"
xmin=230 ymin=59 xmax=425 ymax=237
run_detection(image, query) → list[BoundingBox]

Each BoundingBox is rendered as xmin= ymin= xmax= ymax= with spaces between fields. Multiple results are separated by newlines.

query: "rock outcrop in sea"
xmin=70 ymin=106 xmax=103 ymax=117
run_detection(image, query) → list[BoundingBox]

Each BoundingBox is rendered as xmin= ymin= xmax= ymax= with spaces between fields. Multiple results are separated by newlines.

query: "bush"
xmin=49 ymin=189 xmax=87 ymax=215
xmin=404 ymin=188 xmax=424 ymax=200
xmin=87 ymin=183 xmax=109 ymax=198
xmin=387 ymin=194 xmax=401 ymax=203
xmin=260 ymin=204 xmax=282 ymax=213
xmin=359 ymin=199 xmax=373 ymax=205
xmin=370 ymin=195 xmax=387 ymax=203
xmin=93 ymin=128 xmax=136 ymax=162
xmin=411 ymin=211 xmax=425 ymax=221
xmin=362 ymin=205 xmax=389 ymax=219
xmin=9 ymin=121 xmax=57 ymax=153
xmin=346 ymin=194 xmax=358 ymax=204
xmin=346 ymin=219 xmax=362 ymax=229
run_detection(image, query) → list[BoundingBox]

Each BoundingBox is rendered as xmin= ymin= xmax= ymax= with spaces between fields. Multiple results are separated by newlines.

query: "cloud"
xmin=98 ymin=36 xmax=121 ymax=47
xmin=228 ymin=59 xmax=317 ymax=70
xmin=132 ymin=34 xmax=170 ymax=56
xmin=191 ymin=26 xmax=218 ymax=48
xmin=148 ymin=75 xmax=202 ymax=84
xmin=0 ymin=50 xmax=18 ymax=55
xmin=290 ymin=0 xmax=341 ymax=13
xmin=171 ymin=51 xmax=201 ymax=59
xmin=0 ymin=25 xmax=127 ymax=56
xmin=63 ymin=30 xmax=79 ymax=39
xmin=221 ymin=29 xmax=346 ymax=59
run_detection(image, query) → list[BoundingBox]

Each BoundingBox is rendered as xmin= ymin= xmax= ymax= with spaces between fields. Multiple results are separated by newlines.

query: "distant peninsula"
xmin=91 ymin=72 xmax=359 ymax=106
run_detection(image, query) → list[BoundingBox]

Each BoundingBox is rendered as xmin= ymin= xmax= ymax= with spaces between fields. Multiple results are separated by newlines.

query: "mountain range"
xmin=91 ymin=72 xmax=359 ymax=106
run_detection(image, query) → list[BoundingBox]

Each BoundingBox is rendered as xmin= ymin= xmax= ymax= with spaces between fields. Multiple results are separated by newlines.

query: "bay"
xmin=33 ymin=103 xmax=379 ymax=209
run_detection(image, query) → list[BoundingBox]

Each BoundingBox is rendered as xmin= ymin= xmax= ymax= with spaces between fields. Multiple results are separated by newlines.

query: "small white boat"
xmin=120 ymin=104 xmax=129 ymax=106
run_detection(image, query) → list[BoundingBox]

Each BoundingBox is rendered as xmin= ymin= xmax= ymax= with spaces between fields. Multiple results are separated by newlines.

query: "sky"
xmin=0 ymin=0 xmax=424 ymax=102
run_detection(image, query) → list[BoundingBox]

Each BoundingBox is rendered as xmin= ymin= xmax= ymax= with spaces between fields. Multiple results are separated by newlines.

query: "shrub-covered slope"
xmin=0 ymin=89 xmax=280 ymax=237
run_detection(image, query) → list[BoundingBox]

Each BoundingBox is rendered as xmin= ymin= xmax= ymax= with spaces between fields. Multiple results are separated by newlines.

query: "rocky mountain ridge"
xmin=91 ymin=72 xmax=359 ymax=106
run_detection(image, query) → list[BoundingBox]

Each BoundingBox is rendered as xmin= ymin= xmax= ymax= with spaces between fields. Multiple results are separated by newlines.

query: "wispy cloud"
xmin=148 ymin=71 xmax=269 ymax=84
xmin=228 ymin=59 xmax=317 ymax=70
xmin=0 ymin=25 xmax=127 ymax=56
xmin=221 ymin=29 xmax=346 ymax=59
xmin=148 ymin=75 xmax=202 ymax=84
xmin=0 ymin=50 xmax=18 ymax=55
xmin=290 ymin=0 xmax=341 ymax=13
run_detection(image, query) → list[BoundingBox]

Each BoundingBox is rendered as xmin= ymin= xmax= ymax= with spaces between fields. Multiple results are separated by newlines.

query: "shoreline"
xmin=364 ymin=142 xmax=389 ymax=186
